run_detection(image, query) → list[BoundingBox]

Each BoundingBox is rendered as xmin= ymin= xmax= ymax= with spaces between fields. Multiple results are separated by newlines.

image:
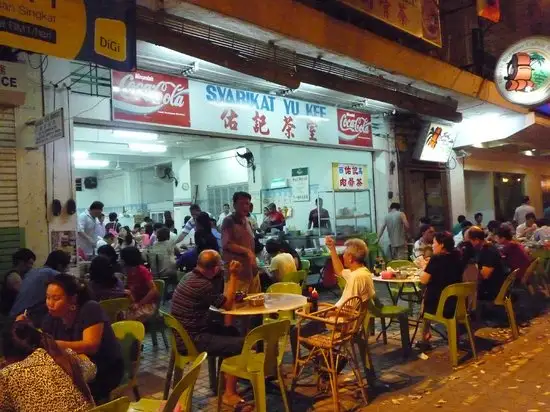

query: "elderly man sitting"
xmin=171 ymin=250 xmax=243 ymax=407
xmin=290 ymin=236 xmax=375 ymax=367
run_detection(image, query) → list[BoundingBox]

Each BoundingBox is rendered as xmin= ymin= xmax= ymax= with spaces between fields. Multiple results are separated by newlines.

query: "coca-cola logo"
xmin=115 ymin=73 xmax=188 ymax=108
xmin=338 ymin=111 xmax=371 ymax=137
xmin=337 ymin=109 xmax=372 ymax=147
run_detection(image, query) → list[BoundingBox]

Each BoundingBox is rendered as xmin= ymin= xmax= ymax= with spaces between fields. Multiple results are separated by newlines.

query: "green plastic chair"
xmin=89 ymin=396 xmax=130 ymax=412
xmin=131 ymin=352 xmax=207 ymax=412
xmin=147 ymin=279 xmax=168 ymax=348
xmin=99 ymin=298 xmax=131 ymax=323
xmin=162 ymin=312 xmax=220 ymax=399
xmin=300 ymin=259 xmax=311 ymax=272
xmin=494 ymin=269 xmax=520 ymax=340
xmin=281 ymin=269 xmax=307 ymax=286
xmin=217 ymin=320 xmax=291 ymax=412
xmin=338 ymin=278 xmax=410 ymax=356
xmin=263 ymin=282 xmax=303 ymax=325
xmin=110 ymin=321 xmax=146 ymax=401
xmin=423 ymin=282 xmax=477 ymax=367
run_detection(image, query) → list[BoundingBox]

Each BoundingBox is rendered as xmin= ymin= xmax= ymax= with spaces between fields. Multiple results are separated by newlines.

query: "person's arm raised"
xmin=325 ymin=236 xmax=344 ymax=277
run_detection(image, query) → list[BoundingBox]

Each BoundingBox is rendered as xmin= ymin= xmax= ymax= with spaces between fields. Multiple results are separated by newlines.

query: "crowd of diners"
xmin=0 ymin=193 xmax=548 ymax=410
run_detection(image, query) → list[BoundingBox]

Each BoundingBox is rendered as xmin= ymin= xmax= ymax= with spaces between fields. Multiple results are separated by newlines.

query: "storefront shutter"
xmin=0 ymin=107 xmax=21 ymax=272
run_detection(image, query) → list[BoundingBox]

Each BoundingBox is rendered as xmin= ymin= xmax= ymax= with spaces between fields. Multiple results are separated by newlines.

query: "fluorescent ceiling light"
xmin=74 ymin=159 xmax=109 ymax=169
xmin=73 ymin=151 xmax=89 ymax=159
xmin=524 ymin=150 xmax=534 ymax=157
xmin=472 ymin=143 xmax=483 ymax=148
xmin=113 ymin=130 xmax=158 ymax=141
xmin=128 ymin=143 xmax=167 ymax=153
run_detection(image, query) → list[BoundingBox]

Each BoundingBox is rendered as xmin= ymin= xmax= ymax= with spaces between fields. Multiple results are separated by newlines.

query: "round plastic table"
xmin=211 ymin=293 xmax=308 ymax=316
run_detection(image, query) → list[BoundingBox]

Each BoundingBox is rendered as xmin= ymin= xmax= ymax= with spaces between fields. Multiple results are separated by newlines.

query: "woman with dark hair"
xmin=0 ymin=320 xmax=96 ymax=411
xmin=118 ymin=225 xmax=135 ymax=250
xmin=418 ymin=231 xmax=464 ymax=350
xmin=195 ymin=212 xmax=220 ymax=254
xmin=120 ymin=246 xmax=159 ymax=322
xmin=88 ymin=255 xmax=126 ymax=301
xmin=278 ymin=239 xmax=302 ymax=270
xmin=486 ymin=220 xmax=501 ymax=242
xmin=36 ymin=274 xmax=123 ymax=402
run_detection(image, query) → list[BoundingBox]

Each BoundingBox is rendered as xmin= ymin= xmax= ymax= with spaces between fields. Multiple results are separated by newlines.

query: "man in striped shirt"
xmin=171 ymin=250 xmax=243 ymax=406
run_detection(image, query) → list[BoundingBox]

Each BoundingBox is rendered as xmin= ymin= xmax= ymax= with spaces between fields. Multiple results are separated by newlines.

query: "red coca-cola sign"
xmin=337 ymin=109 xmax=372 ymax=147
xmin=112 ymin=69 xmax=191 ymax=127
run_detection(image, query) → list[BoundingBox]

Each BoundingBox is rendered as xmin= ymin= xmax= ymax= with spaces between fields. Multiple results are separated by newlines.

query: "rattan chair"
xmin=292 ymin=296 xmax=368 ymax=410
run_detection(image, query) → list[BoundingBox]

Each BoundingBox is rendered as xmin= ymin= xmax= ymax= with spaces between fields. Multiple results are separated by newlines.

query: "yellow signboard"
xmin=340 ymin=0 xmax=442 ymax=47
xmin=0 ymin=0 xmax=135 ymax=71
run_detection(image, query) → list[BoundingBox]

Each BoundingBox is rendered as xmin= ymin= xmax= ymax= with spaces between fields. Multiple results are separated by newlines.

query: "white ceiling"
xmin=73 ymin=126 xmax=246 ymax=171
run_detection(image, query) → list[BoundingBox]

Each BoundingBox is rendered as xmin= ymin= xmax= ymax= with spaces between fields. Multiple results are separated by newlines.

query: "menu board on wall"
xmin=291 ymin=167 xmax=310 ymax=202
xmin=332 ymin=163 xmax=367 ymax=191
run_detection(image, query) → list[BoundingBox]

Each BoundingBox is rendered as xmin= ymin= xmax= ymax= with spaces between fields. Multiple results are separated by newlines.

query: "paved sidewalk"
xmin=132 ymin=290 xmax=549 ymax=411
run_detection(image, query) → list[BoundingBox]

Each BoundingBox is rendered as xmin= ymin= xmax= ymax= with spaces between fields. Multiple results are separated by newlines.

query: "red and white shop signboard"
xmin=111 ymin=70 xmax=191 ymax=127
xmin=337 ymin=109 xmax=373 ymax=148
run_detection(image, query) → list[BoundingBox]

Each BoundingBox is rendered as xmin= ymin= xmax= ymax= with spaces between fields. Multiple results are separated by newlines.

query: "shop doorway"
xmin=493 ymin=172 xmax=525 ymax=221
xmin=403 ymin=168 xmax=449 ymax=233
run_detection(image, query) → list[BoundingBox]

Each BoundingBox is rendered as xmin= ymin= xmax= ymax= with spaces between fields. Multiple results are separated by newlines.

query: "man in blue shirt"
xmin=10 ymin=250 xmax=71 ymax=325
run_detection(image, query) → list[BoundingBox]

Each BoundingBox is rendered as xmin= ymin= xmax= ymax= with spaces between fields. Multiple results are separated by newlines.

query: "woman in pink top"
xmin=120 ymin=247 xmax=159 ymax=322
xmin=140 ymin=223 xmax=154 ymax=248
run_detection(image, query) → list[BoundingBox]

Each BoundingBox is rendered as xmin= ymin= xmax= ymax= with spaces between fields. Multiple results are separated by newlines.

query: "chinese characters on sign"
xmin=332 ymin=163 xmax=367 ymax=191
xmin=291 ymin=168 xmax=310 ymax=202
xmin=338 ymin=0 xmax=442 ymax=47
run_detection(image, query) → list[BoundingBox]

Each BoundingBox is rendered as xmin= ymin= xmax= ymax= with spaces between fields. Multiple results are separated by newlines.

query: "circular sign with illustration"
xmin=495 ymin=36 xmax=550 ymax=106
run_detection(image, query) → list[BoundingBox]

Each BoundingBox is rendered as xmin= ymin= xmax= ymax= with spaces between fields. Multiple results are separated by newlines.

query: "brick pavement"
xmin=127 ymin=286 xmax=549 ymax=411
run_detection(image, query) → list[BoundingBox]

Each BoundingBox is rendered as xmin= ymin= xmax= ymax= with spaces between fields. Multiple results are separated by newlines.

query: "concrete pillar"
xmin=14 ymin=56 xmax=48 ymax=262
xmin=449 ymin=157 xmax=466 ymax=223
xmin=172 ymin=159 xmax=192 ymax=230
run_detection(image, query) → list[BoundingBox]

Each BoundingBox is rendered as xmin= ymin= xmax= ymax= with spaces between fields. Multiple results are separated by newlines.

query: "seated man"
xmin=0 ymin=248 xmax=36 ymax=316
xmin=494 ymin=225 xmax=531 ymax=282
xmin=265 ymin=239 xmax=297 ymax=283
xmin=290 ymin=236 xmax=375 ymax=363
xmin=516 ymin=212 xmax=538 ymax=240
xmin=171 ymin=250 xmax=243 ymax=407
xmin=466 ymin=226 xmax=507 ymax=302
xmin=143 ymin=227 xmax=178 ymax=277
xmin=9 ymin=250 xmax=70 ymax=325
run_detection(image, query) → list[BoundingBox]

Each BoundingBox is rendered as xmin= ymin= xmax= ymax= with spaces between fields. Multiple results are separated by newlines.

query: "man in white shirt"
xmin=516 ymin=212 xmax=538 ymax=239
xmin=265 ymin=239 xmax=297 ymax=283
xmin=514 ymin=196 xmax=536 ymax=225
xmin=326 ymin=236 xmax=375 ymax=307
xmin=77 ymin=201 xmax=104 ymax=258
xmin=217 ymin=203 xmax=231 ymax=228
xmin=290 ymin=235 xmax=374 ymax=369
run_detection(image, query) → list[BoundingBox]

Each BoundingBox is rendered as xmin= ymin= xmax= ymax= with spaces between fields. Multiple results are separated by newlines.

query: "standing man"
xmin=175 ymin=204 xmax=202 ymax=244
xmin=474 ymin=212 xmax=484 ymax=229
xmin=378 ymin=203 xmax=409 ymax=260
xmin=105 ymin=212 xmax=121 ymax=234
xmin=217 ymin=203 xmax=231 ymax=228
xmin=308 ymin=198 xmax=331 ymax=232
xmin=221 ymin=192 xmax=259 ymax=294
xmin=77 ymin=201 xmax=104 ymax=259
xmin=514 ymin=196 xmax=536 ymax=225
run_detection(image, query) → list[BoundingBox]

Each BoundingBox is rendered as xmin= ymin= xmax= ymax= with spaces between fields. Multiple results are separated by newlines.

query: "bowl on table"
xmin=247 ymin=294 xmax=265 ymax=307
